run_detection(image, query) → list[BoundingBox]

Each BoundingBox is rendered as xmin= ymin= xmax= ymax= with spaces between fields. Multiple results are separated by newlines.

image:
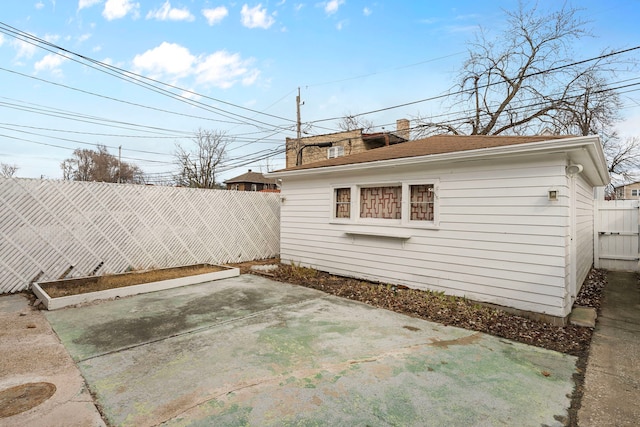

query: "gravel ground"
xmin=233 ymin=259 xmax=607 ymax=427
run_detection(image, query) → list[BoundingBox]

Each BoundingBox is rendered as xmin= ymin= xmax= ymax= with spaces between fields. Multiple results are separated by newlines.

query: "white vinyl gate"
xmin=595 ymin=199 xmax=640 ymax=272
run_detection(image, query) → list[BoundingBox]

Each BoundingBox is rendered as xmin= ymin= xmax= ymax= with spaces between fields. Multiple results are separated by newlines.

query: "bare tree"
xmin=602 ymin=134 xmax=640 ymax=184
xmin=174 ymin=129 xmax=230 ymax=189
xmin=61 ymin=145 xmax=145 ymax=183
xmin=549 ymin=70 xmax=623 ymax=136
xmin=1 ymin=163 xmax=19 ymax=178
xmin=414 ymin=2 xmax=621 ymax=138
xmin=338 ymin=112 xmax=375 ymax=133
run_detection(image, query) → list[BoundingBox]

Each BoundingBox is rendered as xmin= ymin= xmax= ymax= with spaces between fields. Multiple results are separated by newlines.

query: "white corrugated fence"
xmin=0 ymin=178 xmax=280 ymax=293
xmin=595 ymin=199 xmax=640 ymax=272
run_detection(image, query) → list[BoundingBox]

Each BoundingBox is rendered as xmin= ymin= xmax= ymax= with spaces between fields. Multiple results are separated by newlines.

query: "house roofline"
xmin=268 ymin=135 xmax=610 ymax=186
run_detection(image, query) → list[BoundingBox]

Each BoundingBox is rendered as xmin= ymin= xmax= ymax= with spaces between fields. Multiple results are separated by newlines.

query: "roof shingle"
xmin=280 ymin=135 xmax=573 ymax=171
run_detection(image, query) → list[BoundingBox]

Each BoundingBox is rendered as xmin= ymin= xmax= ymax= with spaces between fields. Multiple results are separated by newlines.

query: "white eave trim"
xmin=268 ymin=136 xmax=610 ymax=186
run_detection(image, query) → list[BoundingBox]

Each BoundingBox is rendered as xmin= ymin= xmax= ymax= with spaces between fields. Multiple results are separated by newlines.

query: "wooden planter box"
xmin=32 ymin=264 xmax=239 ymax=310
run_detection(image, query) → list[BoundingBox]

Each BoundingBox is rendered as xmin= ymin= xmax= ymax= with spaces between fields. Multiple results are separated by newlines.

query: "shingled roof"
xmin=279 ymin=135 xmax=574 ymax=172
xmin=224 ymin=170 xmax=276 ymax=185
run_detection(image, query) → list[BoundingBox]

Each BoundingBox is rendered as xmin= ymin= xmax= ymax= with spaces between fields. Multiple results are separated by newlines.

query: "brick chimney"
xmin=396 ymin=119 xmax=410 ymax=141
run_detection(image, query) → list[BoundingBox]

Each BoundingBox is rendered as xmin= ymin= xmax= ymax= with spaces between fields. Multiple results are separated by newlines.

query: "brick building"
xmin=224 ymin=170 xmax=279 ymax=191
xmin=285 ymin=119 xmax=411 ymax=168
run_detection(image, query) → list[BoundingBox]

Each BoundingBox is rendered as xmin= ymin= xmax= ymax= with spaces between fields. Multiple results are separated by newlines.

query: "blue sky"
xmin=1 ymin=0 xmax=639 ymax=182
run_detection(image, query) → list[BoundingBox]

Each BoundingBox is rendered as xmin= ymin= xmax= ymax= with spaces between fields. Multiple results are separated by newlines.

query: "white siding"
xmin=574 ymin=174 xmax=595 ymax=297
xmin=280 ymin=155 xmax=572 ymax=317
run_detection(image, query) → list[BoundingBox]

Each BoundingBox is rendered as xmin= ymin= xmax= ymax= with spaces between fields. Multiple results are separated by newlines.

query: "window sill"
xmin=330 ymin=220 xmax=438 ymax=231
xmin=344 ymin=230 xmax=412 ymax=240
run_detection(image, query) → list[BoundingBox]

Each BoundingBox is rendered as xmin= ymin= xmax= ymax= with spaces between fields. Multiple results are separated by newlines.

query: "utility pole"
xmin=296 ymin=87 xmax=302 ymax=166
xmin=474 ymin=75 xmax=480 ymax=134
xmin=118 ymin=145 xmax=122 ymax=183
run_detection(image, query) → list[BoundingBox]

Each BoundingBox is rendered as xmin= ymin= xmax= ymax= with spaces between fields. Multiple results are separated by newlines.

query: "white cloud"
xmin=103 ymin=0 xmax=139 ymax=20
xmin=34 ymin=53 xmax=68 ymax=74
xmin=35 ymin=2 xmax=45 ymax=10
xmin=241 ymin=69 xmax=260 ymax=86
xmin=132 ymin=42 xmax=195 ymax=78
xmin=195 ymin=50 xmax=259 ymax=88
xmin=146 ymin=1 xmax=194 ymax=22
xmin=179 ymin=89 xmax=200 ymax=101
xmin=363 ymin=7 xmax=371 ymax=16
xmin=11 ymin=38 xmax=38 ymax=59
xmin=132 ymin=42 xmax=259 ymax=89
xmin=78 ymin=0 xmax=102 ymax=10
xmin=92 ymin=45 xmax=102 ymax=52
xmin=324 ymin=0 xmax=344 ymax=15
xmin=240 ymin=4 xmax=275 ymax=29
xmin=202 ymin=6 xmax=228 ymax=25
xmin=445 ymin=24 xmax=478 ymax=34
xmin=44 ymin=33 xmax=60 ymax=42
xmin=78 ymin=33 xmax=92 ymax=43
xmin=419 ymin=18 xmax=439 ymax=25
xmin=336 ymin=19 xmax=347 ymax=30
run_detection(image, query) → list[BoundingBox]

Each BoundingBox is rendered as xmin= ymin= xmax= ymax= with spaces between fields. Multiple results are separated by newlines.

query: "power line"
xmin=368 ymin=76 xmax=640 ymax=133
xmin=0 ymin=66 xmax=247 ymax=127
xmin=0 ymin=132 xmax=174 ymax=164
xmin=304 ymin=46 xmax=640 ymax=126
xmin=0 ymin=22 xmax=298 ymax=132
xmin=0 ymin=121 xmax=287 ymax=145
xmin=305 ymin=51 xmax=466 ymax=87
xmin=0 ymin=99 xmax=192 ymax=136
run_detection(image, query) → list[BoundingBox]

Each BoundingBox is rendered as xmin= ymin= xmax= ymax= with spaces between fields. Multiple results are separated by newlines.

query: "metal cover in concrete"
xmin=45 ymin=275 xmax=578 ymax=427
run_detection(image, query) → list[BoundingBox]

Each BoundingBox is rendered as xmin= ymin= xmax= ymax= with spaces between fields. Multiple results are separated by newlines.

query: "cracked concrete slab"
xmin=45 ymin=275 xmax=578 ymax=427
xmin=0 ymin=294 xmax=105 ymax=427
xmin=578 ymin=271 xmax=640 ymax=426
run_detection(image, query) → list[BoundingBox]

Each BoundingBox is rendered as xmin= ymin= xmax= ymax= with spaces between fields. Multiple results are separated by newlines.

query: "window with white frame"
xmin=335 ymin=188 xmax=351 ymax=218
xmin=632 ymin=189 xmax=639 ymax=197
xmin=360 ymin=186 xmax=402 ymax=219
xmin=332 ymin=181 xmax=438 ymax=226
xmin=328 ymin=146 xmax=345 ymax=159
xmin=409 ymin=184 xmax=434 ymax=221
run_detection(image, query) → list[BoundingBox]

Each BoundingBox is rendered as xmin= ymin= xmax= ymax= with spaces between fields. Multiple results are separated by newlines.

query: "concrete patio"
xmin=32 ymin=274 xmax=579 ymax=426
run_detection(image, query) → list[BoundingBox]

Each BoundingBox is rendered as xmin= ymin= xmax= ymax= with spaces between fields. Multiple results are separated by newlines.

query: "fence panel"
xmin=0 ymin=178 xmax=280 ymax=293
xmin=595 ymin=199 xmax=639 ymax=272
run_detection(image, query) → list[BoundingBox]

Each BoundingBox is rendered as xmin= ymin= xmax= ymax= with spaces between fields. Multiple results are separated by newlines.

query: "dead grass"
xmin=40 ymin=264 xmax=225 ymax=298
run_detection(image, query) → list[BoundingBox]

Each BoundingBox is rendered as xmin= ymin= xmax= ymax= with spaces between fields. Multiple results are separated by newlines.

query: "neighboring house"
xmin=224 ymin=169 xmax=278 ymax=192
xmin=285 ymin=119 xmax=411 ymax=168
xmin=613 ymin=181 xmax=640 ymax=199
xmin=270 ymin=135 xmax=610 ymax=323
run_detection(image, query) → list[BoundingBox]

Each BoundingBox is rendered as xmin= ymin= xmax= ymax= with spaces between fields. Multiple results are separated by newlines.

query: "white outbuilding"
xmin=269 ymin=135 xmax=610 ymax=323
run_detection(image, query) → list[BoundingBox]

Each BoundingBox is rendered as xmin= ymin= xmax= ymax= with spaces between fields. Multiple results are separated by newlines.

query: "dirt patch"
xmin=40 ymin=264 xmax=225 ymax=298
xmin=0 ymin=382 xmax=56 ymax=418
xmin=228 ymin=258 xmax=280 ymax=274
